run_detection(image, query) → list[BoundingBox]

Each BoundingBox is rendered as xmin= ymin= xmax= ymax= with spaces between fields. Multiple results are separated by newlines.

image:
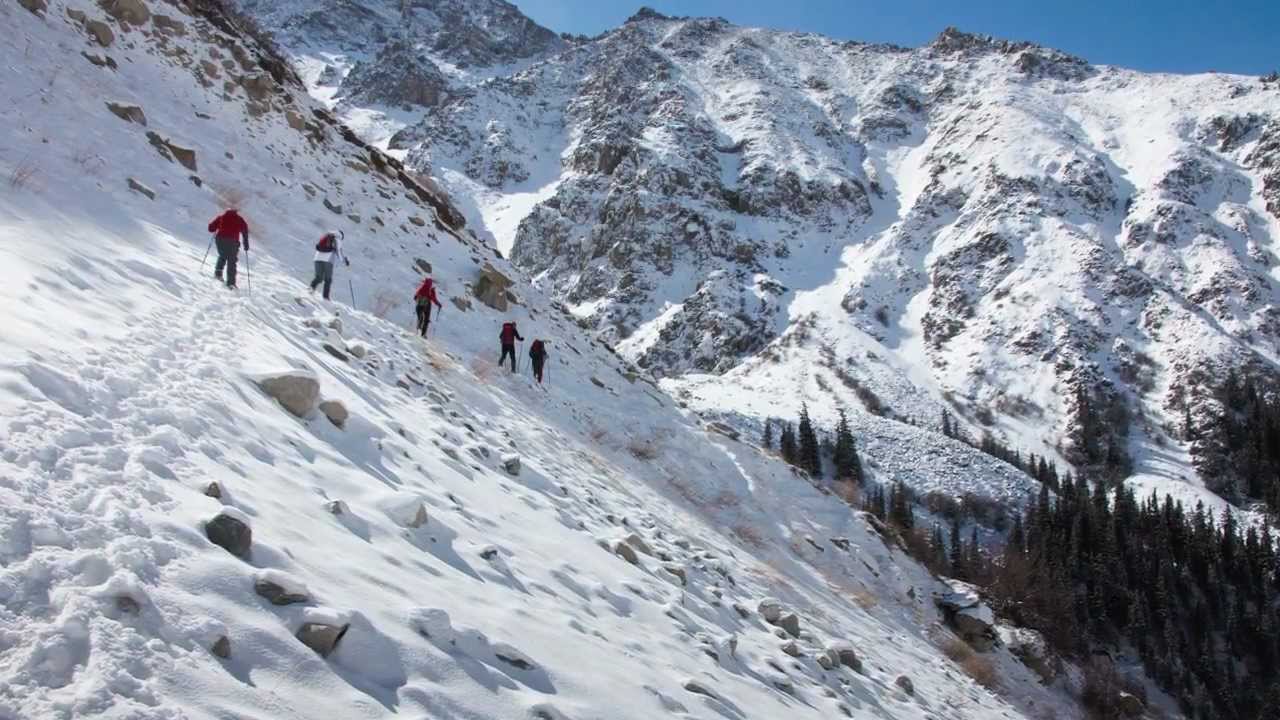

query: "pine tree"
xmin=762 ymin=419 xmax=774 ymax=450
xmin=797 ymin=404 xmax=822 ymax=478
xmin=950 ymin=518 xmax=965 ymax=580
xmin=832 ymin=409 xmax=863 ymax=484
xmin=779 ymin=422 xmax=797 ymax=466
xmin=941 ymin=408 xmax=953 ymax=438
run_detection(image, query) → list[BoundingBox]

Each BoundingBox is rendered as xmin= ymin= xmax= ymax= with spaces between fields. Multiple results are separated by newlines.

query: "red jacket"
xmin=500 ymin=322 xmax=523 ymax=345
xmin=414 ymin=278 xmax=441 ymax=307
xmin=208 ymin=210 xmax=250 ymax=249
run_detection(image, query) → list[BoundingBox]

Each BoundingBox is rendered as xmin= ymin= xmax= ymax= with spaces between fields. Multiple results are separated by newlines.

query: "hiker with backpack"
xmin=310 ymin=230 xmax=349 ymax=300
xmin=499 ymin=321 xmax=524 ymax=373
xmin=207 ymin=208 xmax=250 ymax=288
xmin=413 ymin=276 xmax=443 ymax=337
xmin=529 ymin=339 xmax=548 ymax=384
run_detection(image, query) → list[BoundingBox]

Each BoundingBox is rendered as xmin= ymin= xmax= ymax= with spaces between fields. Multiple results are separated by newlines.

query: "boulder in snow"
xmin=757 ymin=598 xmax=784 ymax=623
xmin=319 ymin=399 xmax=349 ymax=429
xmin=611 ymin=539 xmax=640 ymax=565
xmin=816 ymin=648 xmax=838 ymax=670
xmin=473 ymin=263 xmax=513 ymax=311
xmin=85 ymin=19 xmax=115 ymax=46
xmin=895 ymin=675 xmax=915 ymax=695
xmin=325 ymin=500 xmax=349 ymax=516
xmin=127 ymin=178 xmax=155 ymax=200
xmin=211 ymin=635 xmax=231 ymax=658
xmin=1117 ymin=692 xmax=1145 ymax=718
xmin=935 ymin=583 xmax=998 ymax=651
xmin=379 ymin=493 xmax=429 ymax=528
xmin=624 ymin=533 xmax=654 ymax=556
xmin=254 ymin=570 xmax=310 ymax=605
xmin=254 ymin=370 xmax=319 ymax=419
xmin=780 ymin=640 xmax=803 ymax=657
xmin=296 ymin=622 xmax=349 ymax=658
xmin=205 ymin=510 xmax=251 ymax=559
xmin=500 ymin=453 xmax=521 ymax=476
xmin=18 ymin=0 xmax=47 ymax=16
xmin=106 ymin=101 xmax=146 ymax=125
xmin=829 ymin=642 xmax=863 ymax=672
xmin=778 ymin=613 xmax=801 ymax=638
xmin=99 ymin=0 xmax=150 ymax=25
xmin=203 ymin=481 xmax=222 ymax=499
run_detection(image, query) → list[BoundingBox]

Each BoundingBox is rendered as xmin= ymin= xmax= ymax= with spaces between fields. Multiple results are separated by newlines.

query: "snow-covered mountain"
xmin=0 ymin=2 xmax=1111 ymax=719
xmin=261 ymin=3 xmax=1280 ymax=516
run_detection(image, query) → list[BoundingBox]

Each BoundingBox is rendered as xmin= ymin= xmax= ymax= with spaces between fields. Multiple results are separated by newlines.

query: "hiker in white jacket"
xmin=309 ymin=230 xmax=349 ymax=300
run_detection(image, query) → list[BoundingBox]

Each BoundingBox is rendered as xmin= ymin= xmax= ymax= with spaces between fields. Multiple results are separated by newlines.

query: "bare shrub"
xmin=8 ymin=156 xmax=38 ymax=191
xmin=72 ymin=147 xmax=107 ymax=176
xmin=850 ymin=589 xmax=877 ymax=610
xmin=627 ymin=438 xmax=659 ymax=461
xmin=732 ymin=524 xmax=764 ymax=547
xmin=936 ymin=632 xmax=1000 ymax=691
xmin=833 ymin=479 xmax=861 ymax=506
xmin=468 ymin=356 xmax=494 ymax=382
xmin=371 ymin=289 xmax=401 ymax=319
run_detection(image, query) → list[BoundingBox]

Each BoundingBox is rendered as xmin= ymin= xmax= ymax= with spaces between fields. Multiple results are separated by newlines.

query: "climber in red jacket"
xmin=499 ymin=321 xmax=524 ymax=373
xmin=207 ymin=208 xmax=249 ymax=288
xmin=413 ymin=277 xmax=443 ymax=338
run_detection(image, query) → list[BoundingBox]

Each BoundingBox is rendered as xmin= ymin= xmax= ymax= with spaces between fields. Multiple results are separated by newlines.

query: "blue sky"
xmin=514 ymin=0 xmax=1278 ymax=75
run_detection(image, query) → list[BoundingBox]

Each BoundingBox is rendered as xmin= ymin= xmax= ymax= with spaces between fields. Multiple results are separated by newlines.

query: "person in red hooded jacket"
xmin=499 ymin=321 xmax=524 ymax=373
xmin=413 ymin=276 xmax=443 ymax=338
xmin=207 ymin=208 xmax=249 ymax=288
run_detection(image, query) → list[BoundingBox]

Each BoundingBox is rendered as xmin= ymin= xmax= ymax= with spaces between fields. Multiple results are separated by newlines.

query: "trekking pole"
xmin=348 ymin=278 xmax=357 ymax=309
xmin=245 ymin=249 xmax=251 ymax=294
xmin=200 ymin=236 xmax=214 ymax=268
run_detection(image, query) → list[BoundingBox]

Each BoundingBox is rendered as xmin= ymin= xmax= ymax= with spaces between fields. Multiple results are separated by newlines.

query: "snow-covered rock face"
xmin=258 ymin=3 xmax=1280 ymax=482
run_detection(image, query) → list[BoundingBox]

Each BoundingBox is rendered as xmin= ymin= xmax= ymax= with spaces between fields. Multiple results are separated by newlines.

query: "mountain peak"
xmin=626 ymin=6 xmax=673 ymax=23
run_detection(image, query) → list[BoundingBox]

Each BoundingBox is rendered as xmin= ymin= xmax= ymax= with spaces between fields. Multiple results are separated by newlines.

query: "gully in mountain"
xmin=207 ymin=208 xmax=250 ymax=288
xmin=310 ymin=230 xmax=349 ymax=300
xmin=414 ymin=275 xmax=443 ymax=338
xmin=499 ymin=321 xmax=524 ymax=373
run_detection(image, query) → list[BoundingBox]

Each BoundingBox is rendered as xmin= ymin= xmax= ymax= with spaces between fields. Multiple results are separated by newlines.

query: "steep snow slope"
xmin=2 ymin=3 xmax=1081 ymax=720
xmin=267 ymin=4 xmax=1280 ymax=506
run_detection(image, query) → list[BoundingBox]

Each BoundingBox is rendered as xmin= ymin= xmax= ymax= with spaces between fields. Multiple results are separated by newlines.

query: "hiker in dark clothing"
xmin=528 ymin=340 xmax=548 ymax=383
xmin=499 ymin=322 xmax=524 ymax=373
xmin=208 ymin=209 xmax=250 ymax=288
xmin=414 ymin=276 xmax=443 ymax=338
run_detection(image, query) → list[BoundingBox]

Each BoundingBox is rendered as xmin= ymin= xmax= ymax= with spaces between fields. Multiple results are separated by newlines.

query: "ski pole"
xmin=349 ymin=278 xmax=357 ymax=309
xmin=245 ymin=248 xmax=251 ymax=294
xmin=201 ymin=236 xmax=214 ymax=268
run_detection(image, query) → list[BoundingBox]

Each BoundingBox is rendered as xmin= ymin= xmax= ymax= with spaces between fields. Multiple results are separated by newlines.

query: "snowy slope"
xmin=260 ymin=4 xmax=1280 ymax=509
xmin=2 ymin=3 xmax=1085 ymax=719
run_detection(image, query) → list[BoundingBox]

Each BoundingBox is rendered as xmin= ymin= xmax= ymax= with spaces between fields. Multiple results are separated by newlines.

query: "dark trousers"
xmin=310 ymin=260 xmax=334 ymax=299
xmin=214 ymin=238 xmax=239 ymax=285
xmin=416 ymin=305 xmax=432 ymax=337
xmin=500 ymin=344 xmax=517 ymax=373
xmin=532 ymin=357 xmax=545 ymax=383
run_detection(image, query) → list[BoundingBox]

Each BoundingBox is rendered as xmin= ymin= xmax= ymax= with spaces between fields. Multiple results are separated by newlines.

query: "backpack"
xmin=316 ymin=234 xmax=335 ymax=252
xmin=531 ymin=340 xmax=545 ymax=355
xmin=415 ymin=279 xmax=434 ymax=306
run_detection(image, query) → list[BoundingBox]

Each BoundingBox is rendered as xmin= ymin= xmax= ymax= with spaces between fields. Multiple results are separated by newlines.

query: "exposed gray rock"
xmin=127 ymin=178 xmax=155 ymax=200
xmin=341 ymin=39 xmax=451 ymax=108
xmin=320 ymin=399 xmax=349 ymax=428
xmin=501 ymin=453 xmax=521 ymax=476
xmin=895 ymin=675 xmax=914 ymax=695
xmin=99 ymin=0 xmax=150 ymax=25
xmin=255 ymin=371 xmax=320 ymax=418
xmin=85 ymin=19 xmax=116 ymax=46
xmin=778 ymin=613 xmax=801 ymax=638
xmin=106 ymin=102 xmax=146 ymax=125
xmin=211 ymin=635 xmax=231 ymax=658
xmin=780 ymin=641 xmax=803 ymax=657
xmin=18 ymin=0 xmax=47 ymax=16
xmin=757 ymin=599 xmax=783 ymax=623
xmin=296 ymin=622 xmax=349 ymax=658
xmin=205 ymin=512 xmax=251 ymax=559
xmin=203 ymin=481 xmax=222 ymax=499
xmin=474 ymin=263 xmax=514 ymax=311
xmin=255 ymin=578 xmax=310 ymax=606
xmin=612 ymin=539 xmax=639 ymax=565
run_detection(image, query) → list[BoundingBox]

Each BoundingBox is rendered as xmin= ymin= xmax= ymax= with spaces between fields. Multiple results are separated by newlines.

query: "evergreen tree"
xmin=949 ymin=518 xmax=965 ymax=580
xmin=832 ymin=409 xmax=863 ymax=484
xmin=779 ymin=422 xmax=797 ymax=465
xmin=797 ymin=404 xmax=822 ymax=478
xmin=762 ymin=419 xmax=774 ymax=450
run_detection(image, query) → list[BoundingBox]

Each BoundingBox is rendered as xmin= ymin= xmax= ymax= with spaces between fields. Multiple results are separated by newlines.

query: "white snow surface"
xmin=0 ymin=4 xmax=1088 ymax=720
